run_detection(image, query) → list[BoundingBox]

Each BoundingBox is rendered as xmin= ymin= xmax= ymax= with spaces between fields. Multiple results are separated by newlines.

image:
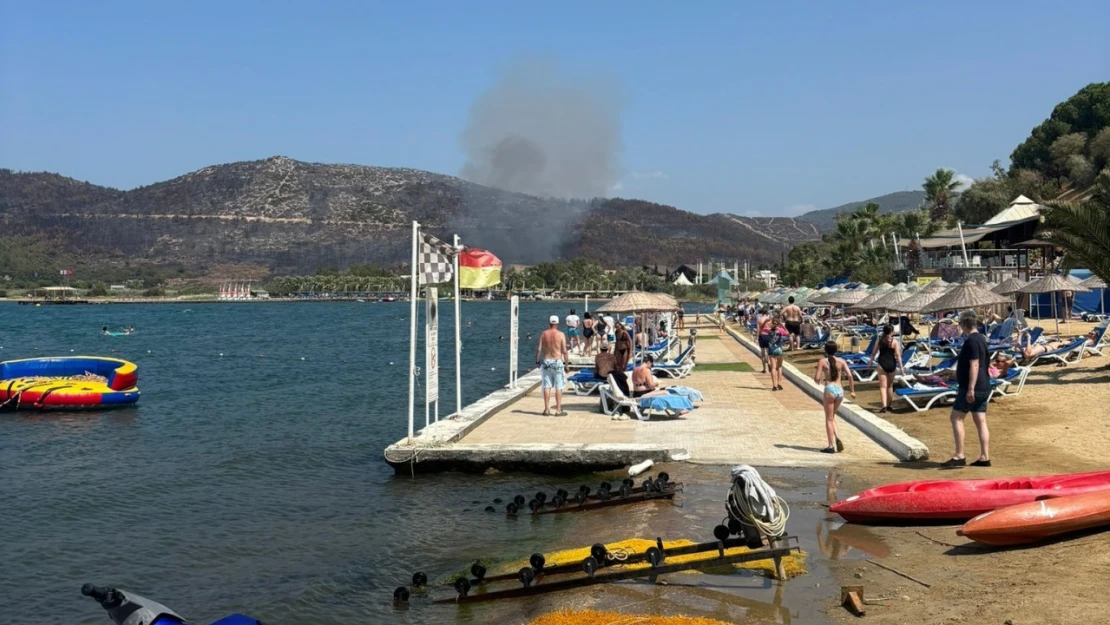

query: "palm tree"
xmin=923 ymin=168 xmax=962 ymax=222
xmin=1041 ymin=171 xmax=1110 ymax=282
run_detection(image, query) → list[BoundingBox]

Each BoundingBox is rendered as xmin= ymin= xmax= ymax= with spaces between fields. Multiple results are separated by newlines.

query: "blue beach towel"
xmin=639 ymin=395 xmax=694 ymax=412
xmin=666 ymin=386 xmax=703 ymax=402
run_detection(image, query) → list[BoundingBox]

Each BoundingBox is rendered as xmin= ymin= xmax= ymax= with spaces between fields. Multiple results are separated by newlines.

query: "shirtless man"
xmin=536 ymin=315 xmax=569 ymax=416
xmin=782 ymin=296 xmax=804 ymax=351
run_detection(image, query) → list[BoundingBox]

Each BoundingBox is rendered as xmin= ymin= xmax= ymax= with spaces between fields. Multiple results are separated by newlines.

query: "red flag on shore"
xmin=458 ymin=248 xmax=502 ymax=289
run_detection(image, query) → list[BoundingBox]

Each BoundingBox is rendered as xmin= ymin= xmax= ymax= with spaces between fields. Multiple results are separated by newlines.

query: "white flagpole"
xmin=453 ymin=234 xmax=462 ymax=418
xmin=408 ymin=221 xmax=419 ymax=444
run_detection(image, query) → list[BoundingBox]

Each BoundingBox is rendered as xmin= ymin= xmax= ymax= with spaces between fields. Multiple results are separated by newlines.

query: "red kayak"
xmin=958 ymin=491 xmax=1110 ymax=546
xmin=830 ymin=470 xmax=1110 ymax=523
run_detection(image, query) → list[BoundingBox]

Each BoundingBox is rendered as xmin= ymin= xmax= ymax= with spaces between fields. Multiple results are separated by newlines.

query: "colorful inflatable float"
xmin=0 ymin=357 xmax=140 ymax=411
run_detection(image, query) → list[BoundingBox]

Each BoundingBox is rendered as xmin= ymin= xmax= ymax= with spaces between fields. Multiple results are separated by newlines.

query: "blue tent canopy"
xmin=1027 ymin=269 xmax=1107 ymax=318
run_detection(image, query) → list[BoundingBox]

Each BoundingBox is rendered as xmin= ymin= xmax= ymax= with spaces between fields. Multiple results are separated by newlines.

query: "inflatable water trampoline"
xmin=0 ymin=357 xmax=140 ymax=411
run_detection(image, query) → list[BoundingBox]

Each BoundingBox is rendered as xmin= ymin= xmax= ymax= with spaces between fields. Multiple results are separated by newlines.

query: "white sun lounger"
xmin=599 ymin=374 xmax=647 ymax=421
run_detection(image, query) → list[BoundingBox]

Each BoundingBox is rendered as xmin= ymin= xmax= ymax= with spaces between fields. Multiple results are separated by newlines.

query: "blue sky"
xmin=1 ymin=1 xmax=1107 ymax=216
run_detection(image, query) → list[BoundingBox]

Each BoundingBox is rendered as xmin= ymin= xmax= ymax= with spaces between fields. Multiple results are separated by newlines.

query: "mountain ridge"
xmin=0 ymin=157 xmax=791 ymax=273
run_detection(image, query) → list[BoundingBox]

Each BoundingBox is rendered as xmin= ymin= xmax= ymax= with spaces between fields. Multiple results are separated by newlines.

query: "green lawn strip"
xmin=695 ymin=362 xmax=755 ymax=372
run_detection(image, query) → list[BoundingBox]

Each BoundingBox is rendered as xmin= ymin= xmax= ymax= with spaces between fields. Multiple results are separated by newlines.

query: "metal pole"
xmin=957 ymin=222 xmax=970 ymax=267
xmin=585 ymin=294 xmax=589 ymax=313
xmin=408 ymin=221 xmax=419 ymax=444
xmin=453 ymin=235 xmax=462 ymax=418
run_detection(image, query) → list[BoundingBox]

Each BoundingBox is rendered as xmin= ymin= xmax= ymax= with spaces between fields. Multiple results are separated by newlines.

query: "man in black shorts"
xmin=782 ymin=296 xmax=804 ymax=351
xmin=944 ymin=310 xmax=992 ymax=467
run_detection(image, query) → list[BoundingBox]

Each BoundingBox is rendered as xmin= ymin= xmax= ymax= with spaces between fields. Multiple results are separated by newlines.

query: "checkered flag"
xmin=419 ymin=232 xmax=457 ymax=285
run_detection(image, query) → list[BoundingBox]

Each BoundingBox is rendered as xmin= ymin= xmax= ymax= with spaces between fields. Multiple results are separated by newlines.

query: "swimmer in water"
xmin=467 ymin=321 xmax=473 ymax=327
xmin=499 ymin=335 xmax=504 ymax=341
xmin=102 ymin=326 xmax=109 ymax=335
xmin=526 ymin=333 xmax=533 ymax=340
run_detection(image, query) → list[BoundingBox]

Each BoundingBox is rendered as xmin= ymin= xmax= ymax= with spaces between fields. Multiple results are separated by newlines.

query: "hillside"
xmin=564 ymin=199 xmax=791 ymax=267
xmin=797 ymin=190 xmax=926 ymax=233
xmin=0 ymin=157 xmax=791 ymax=274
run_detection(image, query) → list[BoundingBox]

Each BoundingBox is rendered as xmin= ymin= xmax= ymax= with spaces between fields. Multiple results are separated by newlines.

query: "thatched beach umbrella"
xmin=849 ymin=283 xmax=903 ymax=312
xmin=992 ymin=277 xmax=1027 ymax=295
xmin=1019 ymin=275 xmax=1090 ymax=335
xmin=920 ymin=282 xmax=1011 ymax=315
xmin=869 ymin=289 xmax=914 ymax=316
xmin=887 ymin=279 xmax=950 ymax=314
xmin=597 ymin=291 xmax=678 ymax=313
xmin=1080 ymin=275 xmax=1107 ymax=316
xmin=1080 ymin=275 xmax=1108 ymax=289
xmin=598 ymin=291 xmax=681 ymax=361
xmin=822 ymin=288 xmax=871 ymax=306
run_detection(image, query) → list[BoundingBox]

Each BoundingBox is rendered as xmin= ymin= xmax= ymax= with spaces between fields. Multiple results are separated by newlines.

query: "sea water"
xmin=1 ymin=300 xmax=854 ymax=625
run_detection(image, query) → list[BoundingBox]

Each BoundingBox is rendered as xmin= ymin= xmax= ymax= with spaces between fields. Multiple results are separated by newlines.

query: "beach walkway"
xmin=458 ymin=326 xmax=895 ymax=468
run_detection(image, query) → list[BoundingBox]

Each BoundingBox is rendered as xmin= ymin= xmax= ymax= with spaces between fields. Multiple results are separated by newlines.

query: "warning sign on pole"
xmin=509 ymin=295 xmax=519 ymax=388
xmin=426 ymin=287 xmax=439 ymax=403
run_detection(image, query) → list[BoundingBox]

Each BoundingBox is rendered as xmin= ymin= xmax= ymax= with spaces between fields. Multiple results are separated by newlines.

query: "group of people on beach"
xmin=735 ymin=294 xmax=1012 ymax=461
xmin=535 ymin=307 xmax=679 ymax=417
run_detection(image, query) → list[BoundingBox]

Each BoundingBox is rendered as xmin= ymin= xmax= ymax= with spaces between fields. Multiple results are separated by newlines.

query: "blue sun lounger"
xmin=848 ymin=345 xmax=917 ymax=382
xmin=895 ymin=378 xmax=1003 ymax=412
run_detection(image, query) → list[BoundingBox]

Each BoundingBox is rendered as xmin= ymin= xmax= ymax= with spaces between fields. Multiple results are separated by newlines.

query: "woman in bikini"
xmin=868 ymin=323 xmax=904 ymax=413
xmin=814 ymin=341 xmax=855 ymax=454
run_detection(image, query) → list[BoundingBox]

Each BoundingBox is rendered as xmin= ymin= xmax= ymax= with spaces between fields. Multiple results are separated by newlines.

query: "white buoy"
xmin=389 ymin=362 xmax=394 ymax=365
xmin=301 ymin=357 xmax=306 ymax=361
xmin=628 ymin=459 xmax=654 ymax=476
xmin=147 ymin=350 xmax=151 ymax=354
xmin=491 ymin=367 xmax=496 ymax=371
xmin=219 ymin=353 xmax=224 ymax=357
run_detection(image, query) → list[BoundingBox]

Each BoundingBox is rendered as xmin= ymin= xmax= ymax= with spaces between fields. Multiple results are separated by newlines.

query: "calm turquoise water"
xmin=0 ymin=300 xmax=855 ymax=625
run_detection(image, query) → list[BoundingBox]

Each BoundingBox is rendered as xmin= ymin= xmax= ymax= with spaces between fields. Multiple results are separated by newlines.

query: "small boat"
xmin=958 ymin=491 xmax=1110 ymax=546
xmin=830 ymin=470 xmax=1110 ymax=523
xmin=381 ymin=296 xmax=398 ymax=303
xmin=0 ymin=357 xmax=140 ymax=411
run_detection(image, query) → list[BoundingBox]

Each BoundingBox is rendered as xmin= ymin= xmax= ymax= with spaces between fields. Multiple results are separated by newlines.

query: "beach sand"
xmin=779 ymin=319 xmax=1110 ymax=624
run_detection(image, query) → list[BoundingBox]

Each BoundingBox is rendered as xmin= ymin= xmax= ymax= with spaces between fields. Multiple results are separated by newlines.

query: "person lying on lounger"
xmin=1020 ymin=334 xmax=1095 ymax=360
xmin=630 ymin=355 xmax=671 ymax=399
xmin=926 ymin=354 xmax=1015 ymax=383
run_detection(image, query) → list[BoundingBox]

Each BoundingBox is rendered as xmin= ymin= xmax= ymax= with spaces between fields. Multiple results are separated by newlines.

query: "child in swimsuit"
xmin=814 ymin=341 xmax=855 ymax=454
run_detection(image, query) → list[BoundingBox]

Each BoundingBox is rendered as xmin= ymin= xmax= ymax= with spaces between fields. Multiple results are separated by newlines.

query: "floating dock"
xmin=384 ymin=324 xmax=924 ymax=474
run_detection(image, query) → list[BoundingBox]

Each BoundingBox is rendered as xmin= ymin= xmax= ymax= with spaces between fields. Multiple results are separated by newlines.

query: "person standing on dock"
xmin=614 ymin=322 xmax=633 ymax=371
xmin=536 ymin=315 xmax=569 ymax=416
xmin=565 ymin=308 xmax=581 ymax=354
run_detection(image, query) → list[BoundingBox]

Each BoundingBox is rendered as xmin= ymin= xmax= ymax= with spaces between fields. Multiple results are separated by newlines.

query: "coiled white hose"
xmin=726 ymin=465 xmax=790 ymax=538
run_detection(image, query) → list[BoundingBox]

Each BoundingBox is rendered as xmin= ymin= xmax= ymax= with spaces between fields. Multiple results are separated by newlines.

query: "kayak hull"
xmin=958 ymin=491 xmax=1110 ymax=546
xmin=830 ymin=470 xmax=1110 ymax=523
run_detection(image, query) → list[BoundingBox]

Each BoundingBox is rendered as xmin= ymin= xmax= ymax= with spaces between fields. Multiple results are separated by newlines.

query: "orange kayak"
xmin=957 ymin=491 xmax=1110 ymax=546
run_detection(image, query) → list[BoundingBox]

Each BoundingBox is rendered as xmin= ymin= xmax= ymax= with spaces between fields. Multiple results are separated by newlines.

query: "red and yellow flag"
xmin=458 ymin=248 xmax=502 ymax=289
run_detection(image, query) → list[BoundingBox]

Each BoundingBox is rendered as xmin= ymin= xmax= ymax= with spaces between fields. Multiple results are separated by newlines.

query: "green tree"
xmin=955 ymin=177 xmax=1013 ymax=224
xmin=1090 ymin=127 xmax=1110 ymax=171
xmin=1010 ymin=82 xmax=1110 ymax=176
xmin=923 ymin=168 xmax=962 ymax=222
xmin=1041 ymin=170 xmax=1110 ymax=283
xmin=1049 ymin=132 xmax=1088 ymax=169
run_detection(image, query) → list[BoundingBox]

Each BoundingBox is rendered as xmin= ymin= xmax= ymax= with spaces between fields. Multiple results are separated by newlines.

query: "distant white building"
xmin=756 ymin=270 xmax=778 ymax=288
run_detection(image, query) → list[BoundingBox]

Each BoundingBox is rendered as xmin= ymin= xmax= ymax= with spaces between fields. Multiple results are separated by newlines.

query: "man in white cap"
xmin=536 ymin=314 xmax=569 ymax=416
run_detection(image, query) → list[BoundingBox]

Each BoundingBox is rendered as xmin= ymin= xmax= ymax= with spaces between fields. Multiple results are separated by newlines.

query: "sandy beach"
xmin=775 ymin=319 xmax=1110 ymax=624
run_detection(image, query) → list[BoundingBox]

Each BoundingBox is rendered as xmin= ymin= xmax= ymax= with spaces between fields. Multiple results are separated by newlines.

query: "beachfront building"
xmin=899 ymin=195 xmax=1048 ymax=283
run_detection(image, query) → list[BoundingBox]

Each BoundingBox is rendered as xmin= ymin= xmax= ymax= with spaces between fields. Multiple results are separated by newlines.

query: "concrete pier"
xmin=384 ymin=323 xmax=924 ymax=474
